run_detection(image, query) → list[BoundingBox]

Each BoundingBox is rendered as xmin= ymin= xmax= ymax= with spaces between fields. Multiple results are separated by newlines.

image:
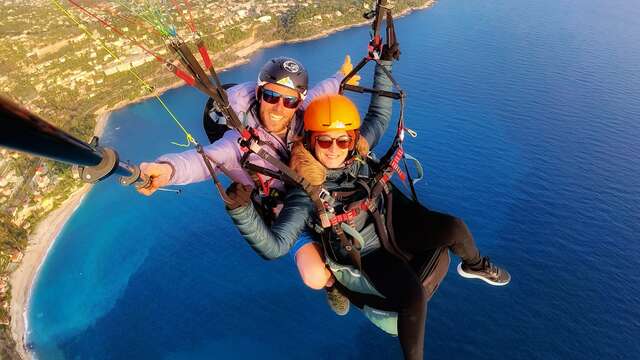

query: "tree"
xmin=0 ymin=213 xmax=27 ymax=252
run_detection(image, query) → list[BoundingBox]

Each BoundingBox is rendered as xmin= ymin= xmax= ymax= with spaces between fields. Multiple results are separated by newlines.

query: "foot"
xmin=457 ymin=257 xmax=511 ymax=286
xmin=326 ymin=286 xmax=350 ymax=316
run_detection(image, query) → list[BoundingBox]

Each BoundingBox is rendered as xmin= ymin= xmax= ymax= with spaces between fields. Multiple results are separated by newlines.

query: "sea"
xmin=27 ymin=0 xmax=640 ymax=358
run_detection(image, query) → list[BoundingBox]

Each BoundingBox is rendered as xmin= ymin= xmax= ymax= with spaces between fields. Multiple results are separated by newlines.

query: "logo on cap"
xmin=282 ymin=60 xmax=300 ymax=73
xmin=276 ymin=76 xmax=295 ymax=88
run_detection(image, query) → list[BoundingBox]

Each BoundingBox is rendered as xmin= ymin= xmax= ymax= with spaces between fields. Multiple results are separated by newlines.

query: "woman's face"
xmin=312 ymin=130 xmax=353 ymax=169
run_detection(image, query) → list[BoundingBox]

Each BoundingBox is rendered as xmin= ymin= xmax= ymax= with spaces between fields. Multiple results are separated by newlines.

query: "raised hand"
xmin=340 ymin=55 xmax=361 ymax=86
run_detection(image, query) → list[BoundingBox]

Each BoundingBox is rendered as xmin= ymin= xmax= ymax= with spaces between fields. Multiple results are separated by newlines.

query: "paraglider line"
xmin=52 ymin=0 xmax=197 ymax=148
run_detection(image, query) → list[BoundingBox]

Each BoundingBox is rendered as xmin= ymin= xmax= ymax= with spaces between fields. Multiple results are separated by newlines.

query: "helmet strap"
xmin=255 ymin=85 xmax=263 ymax=102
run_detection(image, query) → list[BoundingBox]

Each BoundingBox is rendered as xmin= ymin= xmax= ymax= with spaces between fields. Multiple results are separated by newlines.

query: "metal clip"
xmin=405 ymin=127 xmax=418 ymax=138
xmin=318 ymin=188 xmax=336 ymax=207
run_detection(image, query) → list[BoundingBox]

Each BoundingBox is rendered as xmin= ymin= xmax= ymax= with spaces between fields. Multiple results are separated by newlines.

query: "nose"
xmin=328 ymin=141 xmax=341 ymax=152
xmin=273 ymin=97 xmax=286 ymax=112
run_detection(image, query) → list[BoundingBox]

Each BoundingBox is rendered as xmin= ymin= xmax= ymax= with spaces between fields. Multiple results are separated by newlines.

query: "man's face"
xmin=258 ymin=83 xmax=301 ymax=134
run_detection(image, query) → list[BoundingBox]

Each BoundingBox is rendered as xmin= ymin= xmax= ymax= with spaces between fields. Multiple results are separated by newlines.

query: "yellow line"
xmin=51 ymin=0 xmax=197 ymax=147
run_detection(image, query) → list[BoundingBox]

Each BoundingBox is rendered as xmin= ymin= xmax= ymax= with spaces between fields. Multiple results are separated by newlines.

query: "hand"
xmin=381 ymin=42 xmax=401 ymax=61
xmin=339 ymin=55 xmax=361 ymax=86
xmin=137 ymin=162 xmax=173 ymax=196
xmin=225 ymin=182 xmax=254 ymax=210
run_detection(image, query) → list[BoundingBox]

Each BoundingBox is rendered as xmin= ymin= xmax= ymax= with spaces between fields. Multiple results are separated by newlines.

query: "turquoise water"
xmin=28 ymin=0 xmax=640 ymax=358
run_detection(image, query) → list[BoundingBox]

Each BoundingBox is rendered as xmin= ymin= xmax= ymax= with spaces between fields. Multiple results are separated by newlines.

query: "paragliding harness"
xmin=168 ymin=39 xmax=319 ymax=215
xmin=305 ymin=1 xmax=449 ymax=295
xmin=202 ymin=85 xmax=286 ymax=225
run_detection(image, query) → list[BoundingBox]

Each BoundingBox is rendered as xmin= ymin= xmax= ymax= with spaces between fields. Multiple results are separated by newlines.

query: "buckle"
xmin=318 ymin=188 xmax=335 ymax=207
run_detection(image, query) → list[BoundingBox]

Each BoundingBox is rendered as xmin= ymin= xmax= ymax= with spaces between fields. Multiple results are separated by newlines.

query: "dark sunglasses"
xmin=261 ymin=89 xmax=301 ymax=109
xmin=315 ymin=135 xmax=354 ymax=150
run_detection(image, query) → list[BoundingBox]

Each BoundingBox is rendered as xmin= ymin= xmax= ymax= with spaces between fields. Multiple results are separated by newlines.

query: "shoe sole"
xmin=457 ymin=263 xmax=510 ymax=286
xmin=334 ymin=308 xmax=349 ymax=316
xmin=330 ymin=305 xmax=350 ymax=316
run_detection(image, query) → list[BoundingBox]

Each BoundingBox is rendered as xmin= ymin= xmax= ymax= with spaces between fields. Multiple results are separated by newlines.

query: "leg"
xmin=427 ymin=218 xmax=510 ymax=285
xmin=294 ymin=242 xmax=351 ymax=315
xmin=294 ymin=242 xmax=332 ymax=289
xmin=391 ymin=188 xmax=510 ymax=285
xmin=391 ymin=187 xmax=480 ymax=263
xmin=418 ymin=216 xmax=511 ymax=285
xmin=362 ymin=249 xmax=428 ymax=360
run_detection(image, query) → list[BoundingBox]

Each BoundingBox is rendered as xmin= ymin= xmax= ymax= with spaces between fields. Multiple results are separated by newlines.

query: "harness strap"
xmin=255 ymin=173 xmax=272 ymax=196
xmin=310 ymin=187 xmax=362 ymax=270
xmin=341 ymin=223 xmax=365 ymax=250
xmin=329 ymin=201 xmax=370 ymax=226
xmin=195 ymin=144 xmax=232 ymax=205
xmin=381 ymin=185 xmax=412 ymax=262
xmin=333 ymin=223 xmax=362 ymax=270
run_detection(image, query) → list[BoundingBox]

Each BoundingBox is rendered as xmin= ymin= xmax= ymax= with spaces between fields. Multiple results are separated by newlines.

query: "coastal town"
xmin=0 ymin=0 xmax=434 ymax=358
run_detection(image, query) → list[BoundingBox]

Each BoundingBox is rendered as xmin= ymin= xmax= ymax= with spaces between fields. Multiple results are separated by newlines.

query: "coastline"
xmin=9 ymin=184 xmax=92 ymax=360
xmin=8 ymin=2 xmax=436 ymax=358
xmin=89 ymin=0 xmax=437 ymax=123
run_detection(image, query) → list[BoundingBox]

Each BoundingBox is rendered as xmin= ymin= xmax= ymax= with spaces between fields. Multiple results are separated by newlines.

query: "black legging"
xmin=340 ymin=188 xmax=482 ymax=360
xmin=392 ymin=186 xmax=481 ymax=264
xmin=362 ymin=248 xmax=429 ymax=360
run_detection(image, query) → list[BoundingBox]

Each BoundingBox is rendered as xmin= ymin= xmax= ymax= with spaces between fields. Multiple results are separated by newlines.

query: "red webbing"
xmin=198 ymin=46 xmax=213 ymax=69
xmin=174 ymin=68 xmax=196 ymax=86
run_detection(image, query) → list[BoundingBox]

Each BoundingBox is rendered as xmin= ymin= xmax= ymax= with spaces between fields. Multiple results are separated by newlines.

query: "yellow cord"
xmin=51 ymin=0 xmax=197 ymax=148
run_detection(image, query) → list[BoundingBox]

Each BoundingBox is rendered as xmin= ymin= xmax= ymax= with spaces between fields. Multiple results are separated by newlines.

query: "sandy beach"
xmin=7 ymin=2 xmax=436 ymax=358
xmin=9 ymin=184 xmax=92 ymax=360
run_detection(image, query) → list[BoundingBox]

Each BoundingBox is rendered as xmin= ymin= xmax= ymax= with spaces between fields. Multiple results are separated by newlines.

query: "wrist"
xmin=156 ymin=161 xmax=175 ymax=182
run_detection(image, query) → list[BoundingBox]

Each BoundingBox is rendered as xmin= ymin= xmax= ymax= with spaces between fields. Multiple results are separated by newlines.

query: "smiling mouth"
xmin=269 ymin=114 xmax=284 ymax=122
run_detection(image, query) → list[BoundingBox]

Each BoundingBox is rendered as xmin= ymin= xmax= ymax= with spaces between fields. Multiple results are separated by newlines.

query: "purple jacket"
xmin=157 ymin=73 xmax=343 ymax=191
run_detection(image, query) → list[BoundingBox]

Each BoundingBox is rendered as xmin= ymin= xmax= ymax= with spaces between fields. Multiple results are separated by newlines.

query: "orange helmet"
xmin=303 ymin=94 xmax=361 ymax=132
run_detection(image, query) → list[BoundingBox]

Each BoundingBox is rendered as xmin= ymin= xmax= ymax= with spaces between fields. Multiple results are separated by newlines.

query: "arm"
xmin=226 ymin=81 xmax=258 ymax=117
xmin=227 ymin=187 xmax=314 ymax=260
xmin=155 ymin=130 xmax=248 ymax=186
xmin=301 ymin=71 xmax=344 ymax=110
xmin=359 ymin=60 xmax=394 ymax=150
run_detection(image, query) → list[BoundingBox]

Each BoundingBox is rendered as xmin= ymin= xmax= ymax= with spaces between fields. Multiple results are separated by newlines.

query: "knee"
xmin=393 ymin=282 xmax=428 ymax=310
xmin=449 ymin=217 xmax=471 ymax=239
xmin=300 ymin=266 xmax=331 ymax=290
xmin=295 ymin=242 xmax=330 ymax=290
xmin=406 ymin=284 xmax=428 ymax=307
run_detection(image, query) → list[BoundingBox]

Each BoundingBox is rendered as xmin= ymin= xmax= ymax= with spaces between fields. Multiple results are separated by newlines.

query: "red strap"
xmin=174 ymin=68 xmax=196 ymax=86
xmin=390 ymin=162 xmax=406 ymax=181
xmin=328 ymin=200 xmax=374 ymax=226
xmin=241 ymin=129 xmax=252 ymax=140
xmin=379 ymin=147 xmax=407 ymax=185
xmin=389 ymin=149 xmax=407 ymax=181
xmin=330 ymin=208 xmax=358 ymax=226
xmin=256 ymin=173 xmax=271 ymax=195
xmin=198 ymin=46 xmax=213 ymax=69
